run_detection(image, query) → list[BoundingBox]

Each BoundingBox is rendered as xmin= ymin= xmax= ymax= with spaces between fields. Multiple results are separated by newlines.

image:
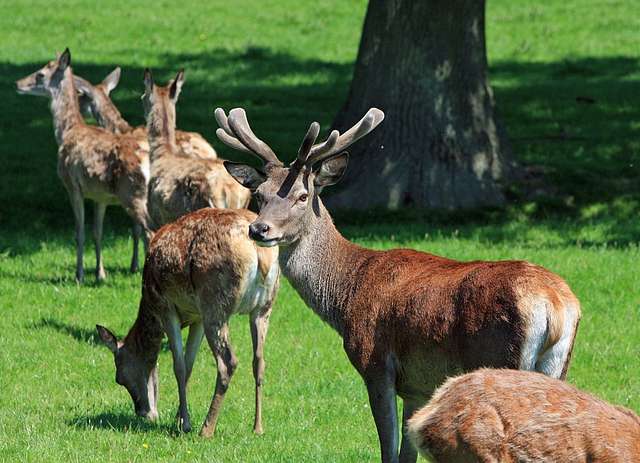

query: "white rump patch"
xmin=519 ymin=300 xmax=548 ymax=371
xmin=536 ymin=304 xmax=579 ymax=378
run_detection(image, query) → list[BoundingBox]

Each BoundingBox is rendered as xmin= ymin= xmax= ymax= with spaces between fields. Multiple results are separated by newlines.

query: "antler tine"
xmin=214 ymin=108 xmax=253 ymax=154
xmin=291 ymin=121 xmax=320 ymax=169
xmin=227 ymin=108 xmax=282 ymax=166
xmin=306 ymin=108 xmax=385 ymax=165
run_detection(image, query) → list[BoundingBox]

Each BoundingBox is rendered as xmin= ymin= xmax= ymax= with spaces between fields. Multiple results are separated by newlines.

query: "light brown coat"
xmin=16 ymin=50 xmax=151 ymax=282
xmin=96 ymin=208 xmax=279 ymax=436
xmin=407 ymin=368 xmax=640 ymax=462
xmin=143 ymin=70 xmax=250 ymax=230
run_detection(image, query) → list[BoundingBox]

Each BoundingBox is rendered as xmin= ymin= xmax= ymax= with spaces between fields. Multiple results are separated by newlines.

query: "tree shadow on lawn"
xmin=68 ymin=410 xmax=178 ymax=435
xmin=0 ymin=258 xmax=139 ymax=286
xmin=29 ymin=316 xmax=172 ymax=352
xmin=29 ymin=317 xmax=101 ymax=345
xmin=0 ymin=50 xmax=638 ymax=251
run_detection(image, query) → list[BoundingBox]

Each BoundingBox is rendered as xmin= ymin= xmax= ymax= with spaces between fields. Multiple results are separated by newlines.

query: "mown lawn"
xmin=0 ymin=0 xmax=638 ymax=461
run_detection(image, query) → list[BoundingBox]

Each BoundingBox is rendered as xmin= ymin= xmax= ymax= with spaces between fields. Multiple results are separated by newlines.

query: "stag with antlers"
xmin=214 ymin=107 xmax=581 ymax=463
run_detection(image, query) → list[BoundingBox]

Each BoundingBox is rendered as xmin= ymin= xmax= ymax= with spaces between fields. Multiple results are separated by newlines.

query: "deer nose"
xmin=249 ymin=222 xmax=270 ymax=241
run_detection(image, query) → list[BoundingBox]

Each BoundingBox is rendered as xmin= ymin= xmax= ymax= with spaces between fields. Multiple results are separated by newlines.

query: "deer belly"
xmin=396 ymin=348 xmax=464 ymax=400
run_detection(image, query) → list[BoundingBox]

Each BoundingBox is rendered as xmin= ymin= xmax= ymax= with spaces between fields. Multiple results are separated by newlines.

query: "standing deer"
xmin=142 ymin=69 xmax=250 ymax=229
xmin=16 ymin=49 xmax=151 ymax=282
xmin=215 ymin=107 xmax=582 ymax=463
xmin=96 ymin=207 xmax=279 ymax=436
xmin=73 ymin=68 xmax=218 ymax=160
xmin=407 ymin=368 xmax=640 ymax=462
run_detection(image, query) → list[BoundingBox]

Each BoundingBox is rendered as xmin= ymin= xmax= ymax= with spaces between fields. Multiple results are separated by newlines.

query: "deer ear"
xmin=58 ymin=48 xmax=71 ymax=71
xmin=96 ymin=325 xmax=119 ymax=353
xmin=169 ymin=69 xmax=185 ymax=101
xmin=143 ymin=68 xmax=154 ymax=93
xmin=314 ymin=152 xmax=349 ymax=190
xmin=102 ymin=67 xmax=121 ymax=94
xmin=223 ymin=161 xmax=266 ymax=191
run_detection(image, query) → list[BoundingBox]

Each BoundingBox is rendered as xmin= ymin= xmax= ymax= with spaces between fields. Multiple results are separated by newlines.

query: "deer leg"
xmin=130 ymin=221 xmax=141 ymax=273
xmin=184 ymin=322 xmax=204 ymax=385
xmin=250 ymin=304 xmax=272 ymax=435
xmin=366 ymin=367 xmax=399 ymax=463
xmin=200 ymin=321 xmax=237 ymax=438
xmin=93 ymin=202 xmax=107 ymax=282
xmin=163 ymin=311 xmax=191 ymax=433
xmin=399 ymin=399 xmax=420 ymax=463
xmin=68 ymin=187 xmax=85 ymax=284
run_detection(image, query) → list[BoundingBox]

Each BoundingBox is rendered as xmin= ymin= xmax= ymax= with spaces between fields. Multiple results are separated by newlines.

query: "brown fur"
xmin=217 ymin=108 xmax=582 ymax=463
xmin=407 ymin=369 xmax=640 ymax=462
xmin=16 ymin=51 xmax=151 ymax=282
xmin=75 ymin=71 xmax=217 ymax=160
xmin=143 ymin=71 xmax=250 ymax=229
xmin=97 ymin=208 xmax=279 ymax=436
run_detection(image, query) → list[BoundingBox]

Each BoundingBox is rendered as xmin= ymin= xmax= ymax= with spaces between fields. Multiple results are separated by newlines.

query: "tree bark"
xmin=327 ymin=0 xmax=513 ymax=210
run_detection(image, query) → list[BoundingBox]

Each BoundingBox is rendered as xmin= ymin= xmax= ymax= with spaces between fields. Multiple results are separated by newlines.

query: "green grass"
xmin=0 ymin=0 xmax=639 ymax=461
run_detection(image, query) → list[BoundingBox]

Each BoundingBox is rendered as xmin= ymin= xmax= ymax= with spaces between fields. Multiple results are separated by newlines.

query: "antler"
xmin=294 ymin=108 xmax=385 ymax=168
xmin=214 ymin=108 xmax=282 ymax=166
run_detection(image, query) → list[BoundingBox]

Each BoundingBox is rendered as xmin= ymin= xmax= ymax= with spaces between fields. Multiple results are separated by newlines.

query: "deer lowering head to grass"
xmin=97 ymin=207 xmax=279 ymax=436
xmin=142 ymin=69 xmax=250 ymax=229
xmin=16 ymin=49 xmax=151 ymax=282
xmin=216 ymin=107 xmax=582 ymax=463
xmin=407 ymin=368 xmax=640 ymax=462
xmin=73 ymin=68 xmax=218 ymax=160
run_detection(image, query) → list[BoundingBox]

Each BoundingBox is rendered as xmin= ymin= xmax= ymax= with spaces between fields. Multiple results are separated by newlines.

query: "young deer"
xmin=143 ymin=69 xmax=250 ymax=229
xmin=16 ymin=49 xmax=151 ymax=282
xmin=215 ymin=107 xmax=582 ymax=463
xmin=407 ymin=368 xmax=640 ymax=462
xmin=73 ymin=68 xmax=218 ymax=160
xmin=96 ymin=207 xmax=279 ymax=436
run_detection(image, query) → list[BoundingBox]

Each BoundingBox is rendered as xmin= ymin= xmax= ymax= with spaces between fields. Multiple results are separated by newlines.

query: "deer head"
xmin=141 ymin=68 xmax=184 ymax=121
xmin=96 ymin=325 xmax=159 ymax=421
xmin=16 ymin=48 xmax=71 ymax=96
xmin=74 ymin=67 xmax=122 ymax=125
xmin=216 ymin=107 xmax=384 ymax=246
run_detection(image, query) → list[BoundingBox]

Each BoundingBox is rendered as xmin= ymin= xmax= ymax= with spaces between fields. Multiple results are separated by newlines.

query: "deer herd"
xmin=15 ymin=49 xmax=638 ymax=462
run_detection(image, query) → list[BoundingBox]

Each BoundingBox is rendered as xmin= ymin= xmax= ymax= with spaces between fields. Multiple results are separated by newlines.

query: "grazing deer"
xmin=407 ymin=369 xmax=640 ymax=462
xmin=142 ymin=69 xmax=250 ymax=229
xmin=73 ymin=68 xmax=218 ymax=160
xmin=16 ymin=49 xmax=151 ymax=282
xmin=96 ymin=207 xmax=279 ymax=436
xmin=215 ymin=107 xmax=582 ymax=463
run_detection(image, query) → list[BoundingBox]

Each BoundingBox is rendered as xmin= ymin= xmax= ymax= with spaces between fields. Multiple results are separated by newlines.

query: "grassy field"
xmin=0 ymin=0 xmax=638 ymax=461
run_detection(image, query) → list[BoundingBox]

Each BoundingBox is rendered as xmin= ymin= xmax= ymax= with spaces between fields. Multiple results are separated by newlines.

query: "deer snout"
xmin=249 ymin=222 xmax=270 ymax=240
xmin=248 ymin=221 xmax=279 ymax=246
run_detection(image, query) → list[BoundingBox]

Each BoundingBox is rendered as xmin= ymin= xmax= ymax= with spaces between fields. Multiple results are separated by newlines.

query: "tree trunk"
xmin=327 ymin=0 xmax=513 ymax=210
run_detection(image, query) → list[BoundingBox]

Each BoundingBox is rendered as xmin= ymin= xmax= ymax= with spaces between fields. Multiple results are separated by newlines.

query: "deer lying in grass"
xmin=16 ymin=49 xmax=151 ymax=282
xmin=96 ymin=207 xmax=279 ymax=435
xmin=407 ymin=368 xmax=640 ymax=462
xmin=215 ymin=107 xmax=582 ymax=463
xmin=73 ymin=67 xmax=217 ymax=160
xmin=143 ymin=69 xmax=250 ymax=229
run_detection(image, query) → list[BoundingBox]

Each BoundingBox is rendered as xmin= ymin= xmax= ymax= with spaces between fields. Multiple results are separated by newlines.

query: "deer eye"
xmin=297 ymin=193 xmax=308 ymax=203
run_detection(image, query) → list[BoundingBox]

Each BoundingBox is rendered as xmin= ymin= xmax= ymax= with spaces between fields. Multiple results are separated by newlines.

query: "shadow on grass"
xmin=0 ymin=260 xmax=139 ymax=285
xmin=1 ymin=49 xmax=638 ymax=250
xmin=29 ymin=317 xmax=101 ymax=345
xmin=29 ymin=316 xmax=173 ymax=352
xmin=68 ymin=411 xmax=179 ymax=435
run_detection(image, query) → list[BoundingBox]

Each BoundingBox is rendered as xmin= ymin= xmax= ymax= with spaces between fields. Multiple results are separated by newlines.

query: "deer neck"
xmin=94 ymin=95 xmax=132 ymax=134
xmin=147 ymin=98 xmax=177 ymax=157
xmin=50 ymin=67 xmax=85 ymax=145
xmin=123 ymin=300 xmax=164 ymax=365
xmin=278 ymin=199 xmax=365 ymax=336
